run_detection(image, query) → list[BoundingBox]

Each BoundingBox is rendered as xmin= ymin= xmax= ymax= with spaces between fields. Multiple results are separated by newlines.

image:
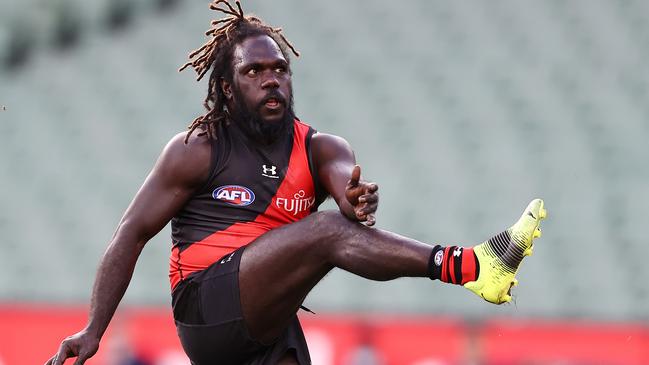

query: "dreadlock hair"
xmin=179 ymin=0 xmax=299 ymax=144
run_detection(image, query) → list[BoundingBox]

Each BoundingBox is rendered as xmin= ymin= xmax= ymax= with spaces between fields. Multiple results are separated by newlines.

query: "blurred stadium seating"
xmin=0 ymin=0 xmax=648 ymax=363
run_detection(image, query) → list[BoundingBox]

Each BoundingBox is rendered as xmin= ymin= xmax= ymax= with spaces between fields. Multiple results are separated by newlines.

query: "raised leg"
xmin=239 ymin=210 xmax=433 ymax=343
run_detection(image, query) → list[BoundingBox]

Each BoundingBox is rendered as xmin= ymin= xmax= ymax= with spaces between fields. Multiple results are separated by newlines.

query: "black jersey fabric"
xmin=169 ymin=119 xmax=327 ymax=289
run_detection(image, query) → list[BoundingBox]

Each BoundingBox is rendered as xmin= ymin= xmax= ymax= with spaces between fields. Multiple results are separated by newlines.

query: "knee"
xmin=309 ymin=210 xmax=354 ymax=240
xmin=305 ymin=210 xmax=363 ymax=259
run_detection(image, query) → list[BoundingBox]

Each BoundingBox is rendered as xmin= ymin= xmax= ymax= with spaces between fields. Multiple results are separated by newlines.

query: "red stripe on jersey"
xmin=169 ymin=120 xmax=316 ymax=289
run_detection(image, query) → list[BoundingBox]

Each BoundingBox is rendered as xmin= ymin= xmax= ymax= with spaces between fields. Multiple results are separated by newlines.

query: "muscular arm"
xmin=311 ymin=133 xmax=378 ymax=225
xmin=47 ymin=132 xmax=211 ymax=365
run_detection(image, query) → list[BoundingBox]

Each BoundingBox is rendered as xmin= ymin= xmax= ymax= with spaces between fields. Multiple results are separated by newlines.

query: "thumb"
xmin=73 ymin=352 xmax=91 ymax=365
xmin=348 ymin=165 xmax=361 ymax=188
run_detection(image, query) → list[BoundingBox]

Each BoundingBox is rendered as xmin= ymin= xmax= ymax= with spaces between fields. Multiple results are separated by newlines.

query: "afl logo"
xmin=213 ymin=185 xmax=255 ymax=206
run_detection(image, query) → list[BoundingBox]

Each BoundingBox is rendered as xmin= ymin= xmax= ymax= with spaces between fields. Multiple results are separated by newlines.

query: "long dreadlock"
xmin=179 ymin=0 xmax=299 ymax=143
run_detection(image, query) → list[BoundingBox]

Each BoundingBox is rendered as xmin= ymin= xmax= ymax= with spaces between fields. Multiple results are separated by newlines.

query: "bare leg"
xmin=239 ymin=210 xmax=432 ymax=343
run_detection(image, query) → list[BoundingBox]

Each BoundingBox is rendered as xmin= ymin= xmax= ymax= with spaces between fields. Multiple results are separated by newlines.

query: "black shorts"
xmin=171 ymin=246 xmax=311 ymax=365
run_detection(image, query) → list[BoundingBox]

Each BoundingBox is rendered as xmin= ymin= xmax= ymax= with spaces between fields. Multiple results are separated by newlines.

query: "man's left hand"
xmin=345 ymin=165 xmax=379 ymax=226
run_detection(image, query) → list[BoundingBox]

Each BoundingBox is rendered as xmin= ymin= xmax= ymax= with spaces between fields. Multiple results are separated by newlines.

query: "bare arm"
xmin=46 ymin=132 xmax=211 ymax=365
xmin=311 ymin=133 xmax=379 ymax=225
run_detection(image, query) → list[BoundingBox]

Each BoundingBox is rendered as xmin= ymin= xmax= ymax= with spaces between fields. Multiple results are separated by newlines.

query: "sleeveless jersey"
xmin=169 ymin=119 xmax=326 ymax=290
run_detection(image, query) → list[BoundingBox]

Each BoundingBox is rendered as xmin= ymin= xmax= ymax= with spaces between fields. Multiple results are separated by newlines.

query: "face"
xmin=224 ymin=35 xmax=293 ymax=126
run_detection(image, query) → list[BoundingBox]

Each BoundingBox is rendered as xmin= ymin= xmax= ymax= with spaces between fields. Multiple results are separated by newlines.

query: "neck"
xmin=229 ymin=113 xmax=293 ymax=146
xmin=227 ymin=104 xmax=294 ymax=145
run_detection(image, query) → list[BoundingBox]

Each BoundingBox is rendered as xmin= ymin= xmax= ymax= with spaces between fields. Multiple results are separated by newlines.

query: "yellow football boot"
xmin=464 ymin=199 xmax=547 ymax=304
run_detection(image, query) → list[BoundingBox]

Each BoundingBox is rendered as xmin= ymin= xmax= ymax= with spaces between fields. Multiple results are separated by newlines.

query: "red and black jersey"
xmin=169 ymin=119 xmax=327 ymax=290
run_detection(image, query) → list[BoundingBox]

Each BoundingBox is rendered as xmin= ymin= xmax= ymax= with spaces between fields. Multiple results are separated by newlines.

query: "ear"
xmin=221 ymin=78 xmax=233 ymax=100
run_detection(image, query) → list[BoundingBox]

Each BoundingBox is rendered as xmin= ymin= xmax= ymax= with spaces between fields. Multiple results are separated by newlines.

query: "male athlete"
xmin=46 ymin=1 xmax=546 ymax=364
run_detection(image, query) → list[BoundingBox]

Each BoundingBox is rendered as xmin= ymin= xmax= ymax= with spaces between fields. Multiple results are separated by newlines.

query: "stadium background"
xmin=1 ymin=0 xmax=648 ymax=364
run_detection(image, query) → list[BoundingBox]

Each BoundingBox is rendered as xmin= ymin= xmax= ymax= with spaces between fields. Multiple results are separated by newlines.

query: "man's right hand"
xmin=45 ymin=330 xmax=99 ymax=365
xmin=344 ymin=165 xmax=379 ymax=226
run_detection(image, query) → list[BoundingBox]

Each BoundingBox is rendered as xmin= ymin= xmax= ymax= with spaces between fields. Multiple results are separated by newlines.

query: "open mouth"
xmin=265 ymin=98 xmax=280 ymax=107
xmin=262 ymin=96 xmax=285 ymax=112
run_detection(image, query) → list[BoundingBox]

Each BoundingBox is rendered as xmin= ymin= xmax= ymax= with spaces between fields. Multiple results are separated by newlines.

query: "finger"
xmin=74 ymin=353 xmax=90 ymax=365
xmin=52 ymin=352 xmax=64 ymax=365
xmin=347 ymin=165 xmax=361 ymax=188
xmin=45 ymin=355 xmax=56 ymax=365
xmin=53 ymin=353 xmax=67 ymax=365
xmin=53 ymin=343 xmax=72 ymax=365
xmin=365 ymin=214 xmax=376 ymax=226
xmin=366 ymin=183 xmax=378 ymax=193
xmin=361 ymin=204 xmax=377 ymax=216
xmin=358 ymin=194 xmax=378 ymax=204
xmin=355 ymin=208 xmax=367 ymax=220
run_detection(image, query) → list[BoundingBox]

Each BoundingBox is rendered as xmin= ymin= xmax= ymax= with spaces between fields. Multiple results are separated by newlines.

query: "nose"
xmin=261 ymin=71 xmax=280 ymax=89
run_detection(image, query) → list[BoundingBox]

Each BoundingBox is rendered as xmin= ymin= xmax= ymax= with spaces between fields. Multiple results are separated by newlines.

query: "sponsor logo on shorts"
xmin=434 ymin=250 xmax=444 ymax=266
xmin=276 ymin=190 xmax=315 ymax=215
xmin=213 ymin=185 xmax=255 ymax=206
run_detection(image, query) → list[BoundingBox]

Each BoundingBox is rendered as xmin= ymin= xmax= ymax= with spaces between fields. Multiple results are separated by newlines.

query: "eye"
xmin=275 ymin=66 xmax=287 ymax=74
xmin=246 ymin=68 xmax=258 ymax=76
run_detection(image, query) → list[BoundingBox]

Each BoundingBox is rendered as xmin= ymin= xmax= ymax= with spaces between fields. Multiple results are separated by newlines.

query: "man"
xmin=47 ymin=1 xmax=546 ymax=364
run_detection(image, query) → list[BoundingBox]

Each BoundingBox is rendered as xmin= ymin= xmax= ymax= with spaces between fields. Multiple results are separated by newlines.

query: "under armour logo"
xmin=453 ymin=247 xmax=463 ymax=257
xmin=220 ymin=252 xmax=235 ymax=264
xmin=262 ymin=164 xmax=279 ymax=179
